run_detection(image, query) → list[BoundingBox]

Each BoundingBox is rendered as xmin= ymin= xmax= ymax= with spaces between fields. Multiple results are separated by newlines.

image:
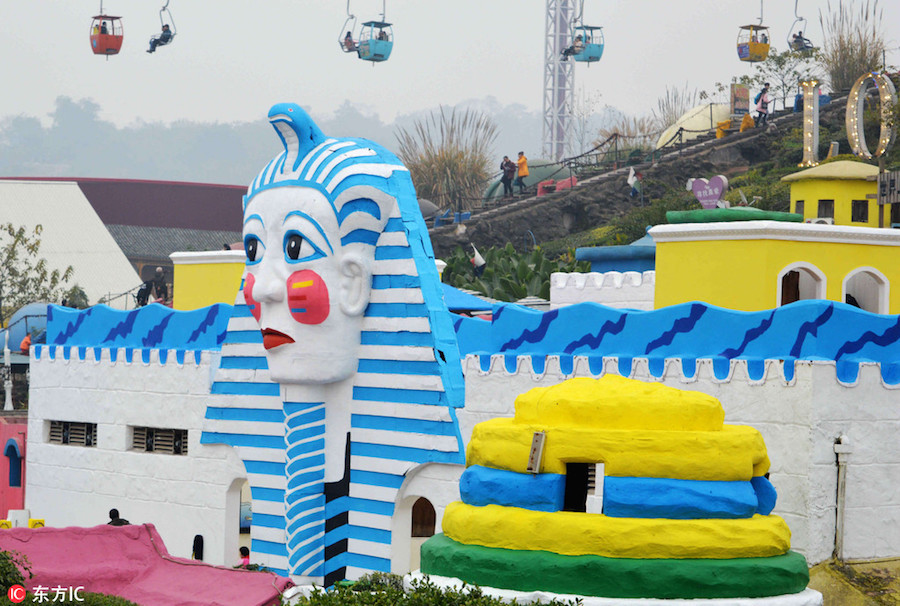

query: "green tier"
xmin=666 ymin=208 xmax=803 ymax=224
xmin=420 ymin=534 xmax=810 ymax=600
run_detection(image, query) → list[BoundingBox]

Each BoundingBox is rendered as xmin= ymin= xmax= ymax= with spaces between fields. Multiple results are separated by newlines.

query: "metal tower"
xmin=543 ymin=0 xmax=575 ymax=161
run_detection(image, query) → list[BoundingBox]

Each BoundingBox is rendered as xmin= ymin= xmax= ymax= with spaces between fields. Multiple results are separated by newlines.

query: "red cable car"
xmin=90 ymin=14 xmax=123 ymax=56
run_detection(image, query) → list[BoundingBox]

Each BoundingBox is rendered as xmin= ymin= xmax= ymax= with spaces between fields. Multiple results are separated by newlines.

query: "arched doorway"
xmin=843 ymin=268 xmax=889 ymax=314
xmin=410 ymin=497 xmax=436 ymax=571
xmin=778 ymin=263 xmax=826 ymax=306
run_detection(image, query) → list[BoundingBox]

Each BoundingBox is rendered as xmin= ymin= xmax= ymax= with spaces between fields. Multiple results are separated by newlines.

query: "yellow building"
xmin=651 ymin=221 xmax=900 ymax=313
xmin=170 ymin=251 xmax=245 ymax=310
xmin=781 ymin=160 xmax=881 ymax=227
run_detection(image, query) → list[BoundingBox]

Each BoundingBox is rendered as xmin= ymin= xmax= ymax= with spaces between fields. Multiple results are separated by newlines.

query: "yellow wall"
xmin=655 ymin=233 xmax=900 ymax=313
xmin=789 ymin=180 xmax=878 ymax=227
xmin=171 ymin=252 xmax=244 ymax=310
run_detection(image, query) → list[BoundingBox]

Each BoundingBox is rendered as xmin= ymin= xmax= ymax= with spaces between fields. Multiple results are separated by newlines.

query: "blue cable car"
xmin=572 ymin=25 xmax=604 ymax=63
xmin=357 ymin=21 xmax=392 ymax=63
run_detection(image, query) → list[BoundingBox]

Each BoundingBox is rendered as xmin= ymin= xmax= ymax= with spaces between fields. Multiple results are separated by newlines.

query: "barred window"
xmin=132 ymin=427 xmax=188 ymax=455
xmin=48 ymin=421 xmax=97 ymax=447
xmin=851 ymin=200 xmax=868 ymax=223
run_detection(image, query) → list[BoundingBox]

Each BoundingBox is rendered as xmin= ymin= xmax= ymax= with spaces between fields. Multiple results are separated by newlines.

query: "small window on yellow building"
xmin=817 ymin=200 xmax=834 ymax=219
xmin=795 ymin=200 xmax=804 ymax=216
xmin=851 ymin=200 xmax=868 ymax=223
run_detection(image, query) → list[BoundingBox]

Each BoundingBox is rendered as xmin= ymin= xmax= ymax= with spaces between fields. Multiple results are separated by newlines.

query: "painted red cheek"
xmin=243 ymin=273 xmax=262 ymax=322
xmin=287 ymin=270 xmax=330 ymax=325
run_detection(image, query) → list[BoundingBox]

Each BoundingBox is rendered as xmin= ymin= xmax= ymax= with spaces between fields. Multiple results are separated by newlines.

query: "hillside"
xmin=427 ymin=91 xmax=878 ymax=259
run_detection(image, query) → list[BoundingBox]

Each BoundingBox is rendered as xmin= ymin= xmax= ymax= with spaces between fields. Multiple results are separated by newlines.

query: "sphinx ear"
xmin=339 ymin=253 xmax=371 ymax=316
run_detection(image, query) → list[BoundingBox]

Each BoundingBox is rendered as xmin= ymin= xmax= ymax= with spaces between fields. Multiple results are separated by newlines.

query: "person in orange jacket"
xmin=515 ymin=151 xmax=529 ymax=194
xmin=19 ymin=334 xmax=31 ymax=354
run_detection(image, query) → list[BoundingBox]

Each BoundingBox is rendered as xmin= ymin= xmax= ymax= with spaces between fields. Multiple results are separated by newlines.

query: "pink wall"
xmin=0 ymin=415 xmax=27 ymax=519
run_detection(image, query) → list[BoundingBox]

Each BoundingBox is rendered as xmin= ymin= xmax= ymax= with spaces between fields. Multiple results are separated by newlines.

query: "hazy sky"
xmin=3 ymin=1 xmax=900 ymax=130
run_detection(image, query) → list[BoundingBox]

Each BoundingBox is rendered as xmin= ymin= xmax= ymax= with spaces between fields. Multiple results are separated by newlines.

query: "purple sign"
xmin=691 ymin=176 xmax=729 ymax=209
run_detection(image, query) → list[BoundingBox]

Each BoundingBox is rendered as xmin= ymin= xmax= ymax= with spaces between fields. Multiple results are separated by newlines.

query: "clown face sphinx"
xmin=242 ymin=186 xmax=371 ymax=384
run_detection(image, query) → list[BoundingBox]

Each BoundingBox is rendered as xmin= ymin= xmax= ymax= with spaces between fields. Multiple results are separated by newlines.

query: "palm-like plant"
xmin=395 ymin=107 xmax=498 ymax=213
xmin=818 ymin=0 xmax=886 ymax=92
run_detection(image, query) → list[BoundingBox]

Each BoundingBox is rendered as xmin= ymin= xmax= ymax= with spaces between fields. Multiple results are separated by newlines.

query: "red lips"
xmin=262 ymin=328 xmax=295 ymax=350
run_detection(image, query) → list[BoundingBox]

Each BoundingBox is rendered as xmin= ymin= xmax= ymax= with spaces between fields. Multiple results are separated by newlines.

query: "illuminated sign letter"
xmin=846 ymin=72 xmax=898 ymax=160
xmin=799 ymin=80 xmax=820 ymax=167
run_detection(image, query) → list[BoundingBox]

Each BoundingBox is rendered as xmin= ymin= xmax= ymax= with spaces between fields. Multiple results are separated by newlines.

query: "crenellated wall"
xmin=27 ymin=345 xmax=247 ymax=567
xmin=550 ymin=271 xmax=655 ymax=310
xmin=458 ymin=354 xmax=900 ymax=565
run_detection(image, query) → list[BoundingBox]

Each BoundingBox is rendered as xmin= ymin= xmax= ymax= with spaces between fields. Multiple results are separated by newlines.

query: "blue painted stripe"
xmin=353 ymin=386 xmax=446 ymax=405
xmin=384 ymin=217 xmax=405 ymax=232
xmin=324 ymin=524 xmax=350 ymax=546
xmin=347 ymin=497 xmax=394 ymax=516
xmin=345 ymin=552 xmax=391 ymax=571
xmin=201 ymin=432 xmax=285 ymax=449
xmin=251 ymin=486 xmax=286 ymax=501
xmin=223 ymin=330 xmax=263 ymax=344
xmin=286 ymin=437 xmax=325 ymax=457
xmin=360 ymin=331 xmax=432 ymax=347
xmin=344 ymin=524 xmax=391 ymax=544
xmin=364 ymin=303 xmax=429 ymax=318
xmin=206 ymin=407 xmax=283 ymax=423
xmin=244 ymin=460 xmax=286 ymax=476
xmin=352 ymin=442 xmax=462 ymax=464
xmin=219 ymin=356 xmax=268 ymax=370
xmin=350 ymin=469 xmax=405 ymax=489
xmin=604 ymin=476 xmax=759 ymax=519
xmin=357 ymin=359 xmax=440 ymax=375
xmin=231 ymin=305 xmax=254 ymax=318
xmin=371 ymin=274 xmax=420 ymax=289
xmin=351 ymin=414 xmax=458 ymax=436
xmin=288 ymin=469 xmax=326 ymax=488
xmin=251 ymin=539 xmax=288 ymax=558
xmin=210 ymin=381 xmax=280 ymax=396
xmin=285 ymin=406 xmax=326 ymax=429
xmin=249 ymin=512 xmax=286 ymax=529
xmin=374 ymin=246 xmax=412 ymax=260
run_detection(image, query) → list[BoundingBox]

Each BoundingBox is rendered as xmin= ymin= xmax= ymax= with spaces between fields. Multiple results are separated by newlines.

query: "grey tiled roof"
xmin=107 ymin=224 xmax=242 ymax=263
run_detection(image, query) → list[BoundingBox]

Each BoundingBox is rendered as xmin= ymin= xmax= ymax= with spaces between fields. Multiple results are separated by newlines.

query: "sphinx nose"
xmin=252 ymin=268 xmax=284 ymax=303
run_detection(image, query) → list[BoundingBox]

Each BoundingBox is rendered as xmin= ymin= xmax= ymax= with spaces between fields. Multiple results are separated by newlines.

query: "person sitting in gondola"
xmin=100 ymin=21 xmax=109 ymax=34
xmin=147 ymin=24 xmax=172 ymax=53
xmin=343 ymin=31 xmax=357 ymax=52
xmin=792 ymin=31 xmax=812 ymax=51
xmin=377 ymin=29 xmax=388 ymax=41
xmin=761 ymin=32 xmax=768 ymax=44
xmin=561 ymin=35 xmax=584 ymax=61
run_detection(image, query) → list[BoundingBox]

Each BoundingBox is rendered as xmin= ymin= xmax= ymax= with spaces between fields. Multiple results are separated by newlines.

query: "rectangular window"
xmin=851 ymin=200 xmax=869 ymax=223
xmin=817 ymin=199 xmax=834 ymax=219
xmin=48 ymin=421 xmax=97 ymax=447
xmin=132 ymin=427 xmax=188 ymax=455
xmin=794 ymin=200 xmax=804 ymax=216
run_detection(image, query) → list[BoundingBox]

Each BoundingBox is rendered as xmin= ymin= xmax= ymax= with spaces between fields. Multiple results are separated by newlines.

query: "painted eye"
xmin=285 ymin=234 xmax=305 ymax=260
xmin=244 ymin=236 xmax=263 ymax=264
xmin=283 ymin=231 xmax=325 ymax=263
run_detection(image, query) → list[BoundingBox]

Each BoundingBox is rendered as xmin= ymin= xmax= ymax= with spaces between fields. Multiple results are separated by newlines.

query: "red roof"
xmin=0 ymin=524 xmax=292 ymax=606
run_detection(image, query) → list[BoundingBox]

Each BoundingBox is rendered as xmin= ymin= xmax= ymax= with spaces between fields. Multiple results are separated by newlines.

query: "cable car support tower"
xmin=543 ymin=0 xmax=575 ymax=161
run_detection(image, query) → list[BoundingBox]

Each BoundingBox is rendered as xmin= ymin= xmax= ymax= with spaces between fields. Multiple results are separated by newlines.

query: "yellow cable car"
xmin=737 ymin=24 xmax=770 ymax=63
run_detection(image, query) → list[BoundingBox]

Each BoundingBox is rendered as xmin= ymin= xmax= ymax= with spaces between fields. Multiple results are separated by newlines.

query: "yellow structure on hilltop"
xmin=651 ymin=221 xmax=900 ymax=313
xmin=782 ymin=160 xmax=880 ymax=227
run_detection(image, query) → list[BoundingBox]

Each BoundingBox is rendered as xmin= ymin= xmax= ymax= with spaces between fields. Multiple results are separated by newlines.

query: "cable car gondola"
xmin=561 ymin=0 xmax=603 ymax=64
xmin=737 ymin=0 xmax=769 ymax=63
xmin=357 ymin=20 xmax=393 ymax=62
xmin=148 ymin=0 xmax=176 ymax=54
xmin=338 ymin=1 xmax=358 ymax=53
xmin=89 ymin=3 xmax=123 ymax=57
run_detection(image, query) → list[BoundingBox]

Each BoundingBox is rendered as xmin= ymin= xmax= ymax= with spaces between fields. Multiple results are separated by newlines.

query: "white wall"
xmin=456 ymin=355 xmax=900 ymax=565
xmin=550 ymin=271 xmax=655 ymax=310
xmin=27 ymin=347 xmax=248 ymax=566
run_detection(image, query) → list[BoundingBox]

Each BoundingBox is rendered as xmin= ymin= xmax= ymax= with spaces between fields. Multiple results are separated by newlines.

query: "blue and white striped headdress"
xmin=244 ymin=103 xmax=409 ymax=249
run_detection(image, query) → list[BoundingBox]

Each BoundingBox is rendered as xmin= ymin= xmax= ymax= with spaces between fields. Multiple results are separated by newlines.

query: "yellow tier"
xmin=513 ymin=376 xmax=725 ymax=431
xmin=442 ymin=502 xmax=791 ymax=559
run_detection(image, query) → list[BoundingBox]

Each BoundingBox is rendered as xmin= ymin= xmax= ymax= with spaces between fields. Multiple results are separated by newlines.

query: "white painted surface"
xmin=550 ymin=271 xmax=655 ymax=310
xmin=26 ymin=347 xmax=248 ymax=566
